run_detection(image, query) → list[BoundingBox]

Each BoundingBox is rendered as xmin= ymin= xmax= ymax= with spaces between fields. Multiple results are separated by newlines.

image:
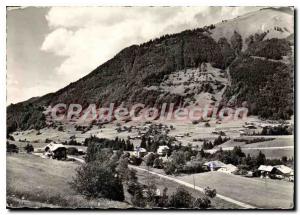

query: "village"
xmin=7 ymin=115 xmax=294 ymax=209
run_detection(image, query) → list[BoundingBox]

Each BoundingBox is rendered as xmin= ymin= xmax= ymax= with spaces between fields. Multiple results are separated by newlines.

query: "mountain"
xmin=7 ymin=7 xmax=294 ymax=132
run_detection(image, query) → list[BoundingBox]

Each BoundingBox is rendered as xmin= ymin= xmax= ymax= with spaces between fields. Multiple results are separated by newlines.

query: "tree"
xmin=140 ymin=136 xmax=147 ymax=149
xmin=256 ymin=151 xmax=266 ymax=167
xmin=116 ymin=157 xmax=129 ymax=181
xmin=164 ymin=161 xmax=176 ymax=175
xmin=184 ymin=151 xmax=192 ymax=161
xmin=171 ymin=151 xmax=186 ymax=166
xmin=204 ymin=187 xmax=217 ymax=198
xmin=230 ymin=30 xmax=243 ymax=55
xmin=145 ymin=153 xmax=156 ymax=167
xmin=169 ymin=187 xmax=193 ymax=208
xmin=24 ymin=143 xmax=34 ymax=153
xmin=153 ymin=158 xmax=163 ymax=169
xmin=193 ymin=196 xmax=211 ymax=209
xmin=71 ymin=160 xmax=124 ymax=201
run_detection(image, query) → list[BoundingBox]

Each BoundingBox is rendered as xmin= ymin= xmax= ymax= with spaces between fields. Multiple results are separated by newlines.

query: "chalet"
xmin=157 ymin=145 xmax=169 ymax=156
xmin=217 ymin=164 xmax=238 ymax=174
xmin=258 ymin=165 xmax=275 ymax=178
xmin=44 ymin=143 xmax=67 ymax=160
xmin=134 ymin=146 xmax=147 ymax=157
xmin=204 ymin=160 xmax=226 ymax=171
xmin=274 ymin=165 xmax=294 ymax=179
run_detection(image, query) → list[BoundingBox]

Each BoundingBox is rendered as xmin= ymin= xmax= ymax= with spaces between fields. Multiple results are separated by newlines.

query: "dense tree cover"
xmin=261 ymin=125 xmax=293 ymax=135
xmin=226 ymin=56 xmax=293 ymax=119
xmin=246 ymin=38 xmax=291 ymax=60
xmin=233 ymin=137 xmax=275 ymax=144
xmin=83 ymin=136 xmax=134 ymax=151
xmin=202 ymin=136 xmax=230 ymax=150
xmin=7 ymin=103 xmax=46 ymax=133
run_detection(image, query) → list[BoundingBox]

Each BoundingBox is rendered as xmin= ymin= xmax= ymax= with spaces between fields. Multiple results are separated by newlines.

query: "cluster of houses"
xmin=258 ymin=165 xmax=294 ymax=181
xmin=203 ymin=160 xmax=294 ymax=182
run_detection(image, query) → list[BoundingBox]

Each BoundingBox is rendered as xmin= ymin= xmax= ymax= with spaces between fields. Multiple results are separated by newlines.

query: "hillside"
xmin=7 ymin=7 xmax=294 ymax=132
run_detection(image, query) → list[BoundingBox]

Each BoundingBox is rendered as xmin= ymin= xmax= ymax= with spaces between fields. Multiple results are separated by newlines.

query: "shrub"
xmin=204 ymin=187 xmax=217 ymax=198
xmin=163 ymin=161 xmax=177 ymax=175
xmin=7 ymin=142 xmax=19 ymax=153
xmin=58 ymin=126 xmax=64 ymax=131
xmin=193 ymin=196 xmax=211 ymax=209
xmin=153 ymin=158 xmax=164 ymax=169
xmin=129 ymin=155 xmax=143 ymax=166
xmin=67 ymin=147 xmax=79 ymax=155
xmin=24 ymin=143 xmax=34 ymax=153
xmin=71 ymin=160 xmax=124 ymax=201
xmin=169 ymin=187 xmax=193 ymax=208
xmin=145 ymin=153 xmax=156 ymax=166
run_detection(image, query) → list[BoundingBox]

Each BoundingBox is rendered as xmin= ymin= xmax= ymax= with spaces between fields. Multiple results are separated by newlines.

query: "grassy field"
xmin=219 ymin=136 xmax=293 ymax=148
xmin=241 ymin=148 xmax=294 ymax=159
xmin=7 ymin=153 xmax=129 ymax=209
xmin=178 ymin=171 xmax=294 ymax=209
xmin=210 ymin=136 xmax=294 ymax=159
xmin=134 ymin=168 xmax=241 ymax=209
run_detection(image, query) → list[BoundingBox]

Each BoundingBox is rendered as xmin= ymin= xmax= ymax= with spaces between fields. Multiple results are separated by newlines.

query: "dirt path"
xmin=129 ymin=165 xmax=255 ymax=209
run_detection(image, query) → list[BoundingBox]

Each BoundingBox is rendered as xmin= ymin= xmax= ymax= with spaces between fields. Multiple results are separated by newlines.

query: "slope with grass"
xmin=7 ymin=154 xmax=130 ymax=208
xmin=178 ymin=171 xmax=294 ymax=209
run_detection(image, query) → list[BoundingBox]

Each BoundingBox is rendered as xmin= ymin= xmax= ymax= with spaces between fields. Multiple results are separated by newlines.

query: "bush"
xmin=204 ymin=187 xmax=217 ymax=198
xmin=164 ymin=161 xmax=177 ymax=175
xmin=58 ymin=126 xmax=64 ymax=132
xmin=129 ymin=155 xmax=143 ymax=166
xmin=67 ymin=147 xmax=79 ymax=155
xmin=181 ymin=161 xmax=205 ymax=174
xmin=169 ymin=187 xmax=193 ymax=208
xmin=153 ymin=158 xmax=164 ymax=169
xmin=193 ymin=196 xmax=211 ymax=209
xmin=71 ymin=160 xmax=124 ymax=201
xmin=24 ymin=143 xmax=34 ymax=153
xmin=7 ymin=142 xmax=19 ymax=153
xmin=145 ymin=153 xmax=156 ymax=166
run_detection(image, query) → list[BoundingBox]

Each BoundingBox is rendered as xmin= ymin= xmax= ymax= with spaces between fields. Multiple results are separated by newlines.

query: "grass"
xmin=7 ymin=153 xmax=130 ymax=209
xmin=213 ymin=136 xmax=294 ymax=159
xmin=241 ymin=148 xmax=294 ymax=159
xmin=178 ymin=171 xmax=294 ymax=209
xmin=134 ymin=168 xmax=242 ymax=209
xmin=220 ymin=136 xmax=293 ymax=148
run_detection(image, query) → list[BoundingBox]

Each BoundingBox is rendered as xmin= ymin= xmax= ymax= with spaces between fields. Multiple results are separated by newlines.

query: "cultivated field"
xmin=178 ymin=171 xmax=294 ymax=209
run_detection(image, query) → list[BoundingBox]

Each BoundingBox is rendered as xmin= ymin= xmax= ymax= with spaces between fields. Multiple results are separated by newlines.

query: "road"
xmin=67 ymin=155 xmax=255 ymax=209
xmin=129 ymin=165 xmax=255 ymax=209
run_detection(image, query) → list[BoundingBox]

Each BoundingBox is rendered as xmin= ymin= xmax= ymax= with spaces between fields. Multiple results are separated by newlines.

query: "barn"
xmin=45 ymin=143 xmax=67 ymax=160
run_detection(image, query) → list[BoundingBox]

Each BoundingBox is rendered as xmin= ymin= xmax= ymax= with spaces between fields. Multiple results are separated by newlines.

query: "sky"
xmin=7 ymin=6 xmax=263 ymax=104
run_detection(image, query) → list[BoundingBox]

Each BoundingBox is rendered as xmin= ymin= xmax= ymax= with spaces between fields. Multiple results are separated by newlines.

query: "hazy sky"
xmin=7 ymin=6 xmax=263 ymax=104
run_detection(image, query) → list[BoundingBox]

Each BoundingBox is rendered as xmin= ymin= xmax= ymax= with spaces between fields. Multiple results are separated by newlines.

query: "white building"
xmin=217 ymin=164 xmax=238 ymax=174
xmin=157 ymin=145 xmax=169 ymax=155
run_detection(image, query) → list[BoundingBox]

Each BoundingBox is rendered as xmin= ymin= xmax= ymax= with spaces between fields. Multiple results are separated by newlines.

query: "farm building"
xmin=44 ymin=143 xmax=67 ymax=160
xmin=258 ymin=165 xmax=276 ymax=178
xmin=134 ymin=147 xmax=147 ymax=157
xmin=204 ymin=160 xmax=226 ymax=171
xmin=273 ymin=165 xmax=294 ymax=180
xmin=217 ymin=164 xmax=238 ymax=174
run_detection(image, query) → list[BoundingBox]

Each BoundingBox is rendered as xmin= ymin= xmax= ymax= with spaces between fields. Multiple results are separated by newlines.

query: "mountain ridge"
xmin=7 ymin=7 xmax=294 ymax=132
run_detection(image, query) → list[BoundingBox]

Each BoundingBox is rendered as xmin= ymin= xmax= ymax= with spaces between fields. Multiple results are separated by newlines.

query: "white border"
xmin=1 ymin=1 xmax=298 ymax=214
